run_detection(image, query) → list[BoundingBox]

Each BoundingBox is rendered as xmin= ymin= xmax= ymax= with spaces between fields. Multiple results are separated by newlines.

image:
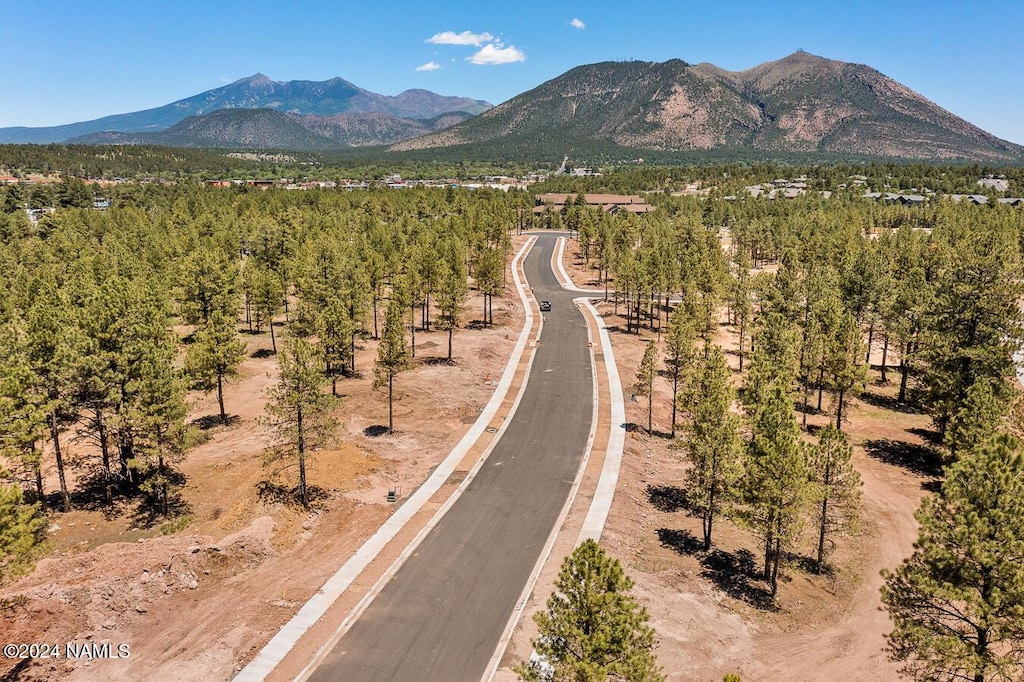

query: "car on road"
xmin=539 ymin=300 xmax=551 ymax=311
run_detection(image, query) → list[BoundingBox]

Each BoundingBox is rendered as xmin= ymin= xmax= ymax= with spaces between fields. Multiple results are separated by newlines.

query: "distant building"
xmin=533 ymin=193 xmax=656 ymax=215
xmin=863 ymin=191 xmax=926 ymax=206
xmin=979 ymin=175 xmax=1009 ymax=192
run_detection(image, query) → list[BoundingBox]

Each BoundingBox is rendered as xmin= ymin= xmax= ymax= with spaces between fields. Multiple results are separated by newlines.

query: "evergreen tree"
xmin=740 ymin=382 xmax=809 ymax=597
xmin=264 ymin=337 xmax=337 ymax=508
xmin=176 ymin=245 xmax=239 ymax=326
xmin=808 ymin=426 xmax=861 ymax=573
xmin=374 ymin=297 xmax=411 ymax=433
xmin=732 ymin=248 xmax=754 ymax=372
xmin=184 ymin=310 xmax=246 ymax=423
xmin=251 ymin=265 xmax=285 ymax=352
xmin=634 ymin=340 xmax=658 ymax=435
xmin=682 ymin=346 xmax=743 ymax=551
xmin=742 ymin=311 xmax=798 ymax=417
xmin=0 ymin=481 xmax=47 ymax=583
xmin=920 ymin=225 xmax=1022 ymax=434
xmin=517 ymin=539 xmax=663 ymax=682
xmin=882 ymin=433 xmax=1024 ymax=682
xmin=945 ymin=378 xmax=1011 ymax=462
xmin=663 ymin=306 xmax=697 ymax=437
xmin=475 ymin=246 xmax=504 ymax=326
xmin=0 ymin=320 xmax=49 ymax=504
xmin=127 ymin=337 xmax=188 ymax=518
xmin=319 ymin=296 xmax=355 ymax=396
xmin=435 ymin=260 xmax=469 ymax=361
xmin=825 ymin=310 xmax=868 ymax=431
xmin=25 ymin=283 xmax=78 ymax=512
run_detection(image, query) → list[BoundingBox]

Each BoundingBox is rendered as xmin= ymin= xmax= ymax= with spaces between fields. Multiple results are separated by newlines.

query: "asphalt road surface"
xmin=308 ymin=234 xmax=594 ymax=681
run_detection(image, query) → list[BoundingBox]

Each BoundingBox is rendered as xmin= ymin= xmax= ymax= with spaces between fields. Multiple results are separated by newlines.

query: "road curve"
xmin=307 ymin=234 xmax=594 ymax=681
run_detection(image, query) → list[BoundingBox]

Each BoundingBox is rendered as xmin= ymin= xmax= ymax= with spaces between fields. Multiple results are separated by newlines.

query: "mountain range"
xmin=3 ymin=53 xmax=1022 ymax=162
xmin=0 ymin=74 xmax=491 ymax=146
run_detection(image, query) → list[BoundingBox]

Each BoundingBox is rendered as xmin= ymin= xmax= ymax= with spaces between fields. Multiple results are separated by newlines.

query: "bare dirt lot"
xmin=0 ymin=239 xmax=527 ymax=682
xmin=553 ymin=237 xmax=935 ymax=681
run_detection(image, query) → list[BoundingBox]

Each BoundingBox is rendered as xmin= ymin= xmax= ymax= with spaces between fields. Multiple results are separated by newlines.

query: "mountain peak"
xmin=235 ymin=73 xmax=276 ymax=87
xmin=781 ymin=49 xmax=826 ymax=62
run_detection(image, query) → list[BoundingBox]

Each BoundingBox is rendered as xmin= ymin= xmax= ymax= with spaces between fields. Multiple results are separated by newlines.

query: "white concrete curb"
xmin=575 ymin=299 xmax=626 ymax=543
xmin=552 ymin=235 xmax=627 ymax=540
xmin=234 ymin=235 xmax=539 ymax=682
xmin=553 ymin=236 xmax=600 ymax=293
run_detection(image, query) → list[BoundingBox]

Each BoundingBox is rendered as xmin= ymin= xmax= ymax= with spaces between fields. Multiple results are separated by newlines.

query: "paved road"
xmin=308 ymin=234 xmax=593 ymax=681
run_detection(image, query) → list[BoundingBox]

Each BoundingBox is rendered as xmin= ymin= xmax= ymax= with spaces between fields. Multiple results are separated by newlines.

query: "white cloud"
xmin=468 ymin=43 xmax=526 ymax=65
xmin=570 ymin=18 xmax=586 ymax=29
xmin=426 ymin=30 xmax=494 ymax=46
xmin=415 ymin=61 xmax=441 ymax=72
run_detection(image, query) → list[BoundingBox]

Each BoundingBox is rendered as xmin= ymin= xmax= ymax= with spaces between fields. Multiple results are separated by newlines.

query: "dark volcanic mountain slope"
xmin=394 ymin=52 xmax=1023 ymax=162
xmin=71 ymin=109 xmax=338 ymax=150
xmin=0 ymin=74 xmax=492 ymax=144
xmin=288 ymin=110 xmax=474 ymax=147
xmin=70 ymin=108 xmax=476 ymax=150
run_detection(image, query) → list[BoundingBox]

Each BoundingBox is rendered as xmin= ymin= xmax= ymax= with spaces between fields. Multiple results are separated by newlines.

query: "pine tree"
xmin=251 ymin=265 xmax=285 ymax=352
xmin=176 ymin=245 xmax=239 ymax=326
xmin=920 ymin=224 xmax=1022 ymax=435
xmin=475 ymin=246 xmax=503 ymax=326
xmin=881 ymin=433 xmax=1024 ymax=682
xmin=634 ymin=340 xmax=658 ymax=435
xmin=25 ymin=283 xmax=78 ymax=512
xmin=0 ymin=320 xmax=49 ymax=505
xmin=184 ymin=310 xmax=246 ymax=423
xmin=127 ymin=338 xmax=188 ymax=518
xmin=374 ymin=297 xmax=410 ymax=433
xmin=319 ymin=296 xmax=355 ymax=396
xmin=740 ymin=382 xmax=809 ymax=597
xmin=808 ymin=426 xmax=861 ymax=573
xmin=825 ymin=310 xmax=868 ymax=431
xmin=682 ymin=345 xmax=743 ymax=551
xmin=732 ymin=248 xmax=754 ymax=372
xmin=517 ymin=539 xmax=663 ymax=682
xmin=0 ymin=481 xmax=47 ymax=583
xmin=435 ymin=260 xmax=469 ymax=362
xmin=264 ymin=337 xmax=337 ymax=508
xmin=664 ymin=306 xmax=697 ymax=437
xmin=945 ymin=378 xmax=1010 ymax=462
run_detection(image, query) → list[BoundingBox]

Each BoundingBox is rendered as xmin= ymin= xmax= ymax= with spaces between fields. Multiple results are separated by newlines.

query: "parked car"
xmin=539 ymin=300 xmax=551 ymax=311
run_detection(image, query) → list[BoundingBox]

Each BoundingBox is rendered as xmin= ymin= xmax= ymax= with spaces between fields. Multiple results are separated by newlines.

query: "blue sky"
xmin=2 ymin=0 xmax=1023 ymax=144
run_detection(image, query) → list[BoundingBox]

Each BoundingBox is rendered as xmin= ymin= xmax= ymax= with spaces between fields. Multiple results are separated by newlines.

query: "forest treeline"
xmin=3 ymin=142 xmax=1024 ymax=189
